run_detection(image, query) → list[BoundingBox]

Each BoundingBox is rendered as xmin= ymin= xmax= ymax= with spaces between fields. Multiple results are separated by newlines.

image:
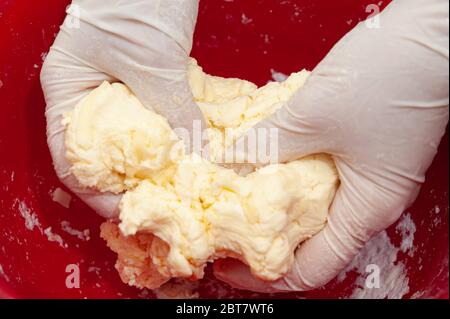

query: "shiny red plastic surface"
xmin=0 ymin=0 xmax=448 ymax=298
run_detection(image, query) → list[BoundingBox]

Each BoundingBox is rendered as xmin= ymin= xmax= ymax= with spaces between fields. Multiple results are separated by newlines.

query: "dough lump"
xmin=63 ymin=82 xmax=184 ymax=194
xmin=64 ymin=59 xmax=339 ymax=285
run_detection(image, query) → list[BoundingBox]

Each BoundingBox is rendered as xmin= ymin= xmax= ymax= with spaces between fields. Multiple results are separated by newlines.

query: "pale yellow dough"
xmin=64 ymin=59 xmax=339 ymax=281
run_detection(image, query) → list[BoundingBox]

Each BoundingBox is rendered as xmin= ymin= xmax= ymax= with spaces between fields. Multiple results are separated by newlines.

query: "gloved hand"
xmin=214 ymin=0 xmax=449 ymax=292
xmin=41 ymin=0 xmax=204 ymax=218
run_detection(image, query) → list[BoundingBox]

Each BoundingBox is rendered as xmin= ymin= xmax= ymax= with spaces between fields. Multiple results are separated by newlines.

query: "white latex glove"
xmin=41 ymin=0 xmax=203 ymax=218
xmin=214 ymin=0 xmax=449 ymax=292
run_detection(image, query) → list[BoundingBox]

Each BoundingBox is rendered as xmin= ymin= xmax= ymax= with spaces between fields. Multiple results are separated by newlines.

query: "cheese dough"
xmin=64 ymin=59 xmax=339 ymax=283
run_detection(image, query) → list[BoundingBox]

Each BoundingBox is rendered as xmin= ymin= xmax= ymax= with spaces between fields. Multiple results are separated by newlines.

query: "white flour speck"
xmin=44 ymin=227 xmax=67 ymax=248
xmin=18 ymin=200 xmax=42 ymax=233
xmin=396 ymin=213 xmax=416 ymax=256
xmin=241 ymin=13 xmax=253 ymax=25
xmin=61 ymin=221 xmax=90 ymax=241
xmin=88 ymin=266 xmax=101 ymax=276
xmin=410 ymin=290 xmax=426 ymax=299
xmin=345 ymin=231 xmax=410 ymax=299
xmin=338 ymin=213 xmax=417 ymax=300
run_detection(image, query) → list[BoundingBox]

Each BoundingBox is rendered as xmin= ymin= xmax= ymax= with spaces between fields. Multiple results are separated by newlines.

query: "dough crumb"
xmin=52 ymin=187 xmax=72 ymax=208
xmin=100 ymin=221 xmax=170 ymax=289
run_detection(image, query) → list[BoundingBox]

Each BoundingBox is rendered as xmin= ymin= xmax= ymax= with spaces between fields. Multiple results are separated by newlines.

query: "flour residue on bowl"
xmin=87 ymin=266 xmax=102 ymax=276
xmin=17 ymin=200 xmax=42 ymax=233
xmin=241 ymin=13 xmax=253 ymax=25
xmin=396 ymin=213 xmax=417 ymax=257
xmin=61 ymin=221 xmax=90 ymax=241
xmin=16 ymin=199 xmax=68 ymax=248
xmin=44 ymin=227 xmax=67 ymax=248
xmin=338 ymin=213 xmax=417 ymax=299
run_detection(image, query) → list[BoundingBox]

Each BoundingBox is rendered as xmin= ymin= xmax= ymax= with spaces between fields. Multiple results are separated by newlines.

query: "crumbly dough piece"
xmin=100 ymin=221 xmax=170 ymax=289
xmin=65 ymin=59 xmax=339 ymax=287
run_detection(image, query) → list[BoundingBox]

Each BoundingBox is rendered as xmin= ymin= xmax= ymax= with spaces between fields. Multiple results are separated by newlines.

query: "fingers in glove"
xmin=222 ymin=78 xmax=341 ymax=167
xmin=42 ymin=47 xmax=121 ymax=219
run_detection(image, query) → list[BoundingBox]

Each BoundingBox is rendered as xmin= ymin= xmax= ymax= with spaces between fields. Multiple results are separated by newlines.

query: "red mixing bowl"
xmin=0 ymin=0 xmax=448 ymax=299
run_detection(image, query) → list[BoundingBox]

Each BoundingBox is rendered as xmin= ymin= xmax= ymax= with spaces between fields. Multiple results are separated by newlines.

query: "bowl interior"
xmin=0 ymin=0 xmax=448 ymax=298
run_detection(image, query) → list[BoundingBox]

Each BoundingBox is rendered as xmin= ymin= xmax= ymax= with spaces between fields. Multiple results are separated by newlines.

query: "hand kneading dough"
xmin=64 ymin=59 xmax=339 ymax=286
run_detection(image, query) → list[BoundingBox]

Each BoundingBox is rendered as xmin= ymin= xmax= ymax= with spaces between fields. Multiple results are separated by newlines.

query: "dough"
xmin=63 ymin=82 xmax=184 ymax=194
xmin=64 ymin=59 xmax=339 ymax=284
xmin=188 ymin=59 xmax=311 ymax=160
xmin=120 ymin=153 xmax=337 ymax=280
